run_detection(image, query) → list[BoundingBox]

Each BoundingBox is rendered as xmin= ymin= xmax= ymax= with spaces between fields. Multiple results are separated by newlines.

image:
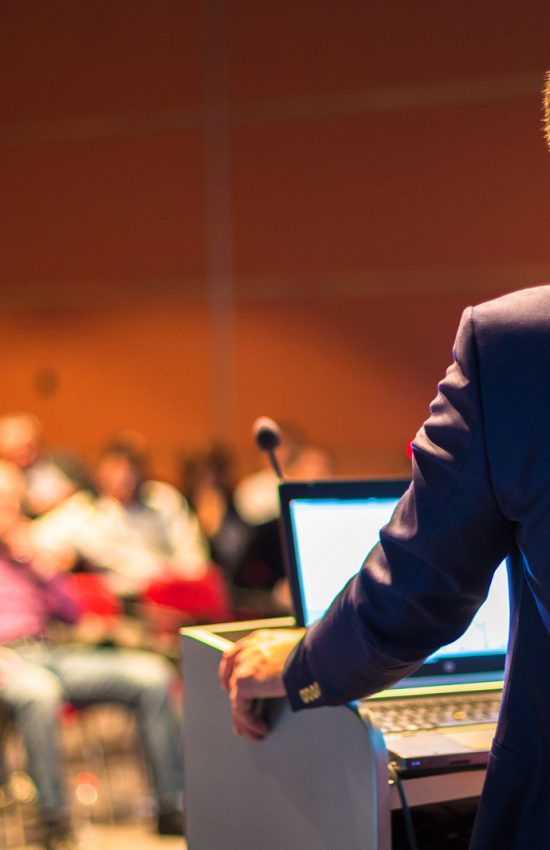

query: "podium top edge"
xmin=181 ymin=616 xmax=297 ymax=649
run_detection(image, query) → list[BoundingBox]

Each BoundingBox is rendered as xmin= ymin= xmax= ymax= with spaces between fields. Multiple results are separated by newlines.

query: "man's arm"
xmin=223 ymin=307 xmax=516 ymax=734
xmin=285 ymin=307 xmax=514 ymax=708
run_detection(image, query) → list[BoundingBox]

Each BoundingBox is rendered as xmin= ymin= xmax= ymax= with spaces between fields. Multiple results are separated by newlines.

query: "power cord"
xmin=388 ymin=762 xmax=420 ymax=850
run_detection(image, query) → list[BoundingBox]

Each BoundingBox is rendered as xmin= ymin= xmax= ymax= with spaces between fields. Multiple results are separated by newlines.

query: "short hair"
xmin=544 ymin=72 xmax=550 ymax=150
xmin=0 ymin=411 xmax=42 ymax=439
xmin=98 ymin=440 xmax=149 ymax=486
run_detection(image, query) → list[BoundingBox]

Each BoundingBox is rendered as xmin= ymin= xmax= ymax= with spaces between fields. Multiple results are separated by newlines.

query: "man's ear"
xmin=544 ymin=71 xmax=550 ymax=150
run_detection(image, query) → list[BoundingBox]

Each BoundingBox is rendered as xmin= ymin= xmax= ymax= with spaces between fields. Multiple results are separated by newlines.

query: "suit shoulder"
xmin=471 ymin=285 xmax=550 ymax=340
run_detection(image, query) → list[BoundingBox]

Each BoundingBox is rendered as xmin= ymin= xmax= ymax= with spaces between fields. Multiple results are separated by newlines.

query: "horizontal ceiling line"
xmin=0 ymin=261 xmax=548 ymax=308
xmin=0 ymin=72 xmax=542 ymax=146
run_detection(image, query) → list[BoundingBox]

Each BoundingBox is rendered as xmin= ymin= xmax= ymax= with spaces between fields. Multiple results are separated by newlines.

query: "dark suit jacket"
xmin=284 ymin=285 xmax=550 ymax=849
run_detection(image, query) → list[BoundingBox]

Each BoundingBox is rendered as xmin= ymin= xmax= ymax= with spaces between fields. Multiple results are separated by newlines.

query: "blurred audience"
xmin=233 ymin=422 xmax=306 ymax=527
xmin=234 ymin=424 xmax=334 ymax=525
xmin=0 ymin=412 xmax=90 ymax=517
xmin=232 ymin=426 xmax=336 ymax=616
xmin=181 ymin=443 xmax=252 ymax=584
xmin=0 ymin=410 xmax=337 ymax=844
xmin=34 ymin=440 xmax=209 ymax=603
xmin=0 ymin=411 xmax=335 ymax=625
xmin=29 ymin=436 xmax=230 ymax=654
xmin=0 ymin=460 xmax=185 ymax=849
xmin=79 ymin=441 xmax=209 ymax=600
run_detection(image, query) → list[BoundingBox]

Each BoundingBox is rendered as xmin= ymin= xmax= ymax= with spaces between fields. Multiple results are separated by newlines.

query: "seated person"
xmin=0 ymin=460 xmax=185 ymax=849
xmin=182 ymin=444 xmax=253 ymax=587
xmin=233 ymin=431 xmax=335 ymax=615
xmin=34 ymin=441 xmax=210 ymax=603
xmin=0 ymin=411 xmax=89 ymax=518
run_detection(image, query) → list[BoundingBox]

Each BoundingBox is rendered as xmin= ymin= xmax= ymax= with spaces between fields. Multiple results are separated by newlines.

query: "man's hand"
xmin=219 ymin=629 xmax=305 ymax=740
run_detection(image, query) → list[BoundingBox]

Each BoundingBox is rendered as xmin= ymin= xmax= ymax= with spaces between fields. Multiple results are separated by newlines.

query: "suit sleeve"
xmin=283 ymin=307 xmax=516 ymax=710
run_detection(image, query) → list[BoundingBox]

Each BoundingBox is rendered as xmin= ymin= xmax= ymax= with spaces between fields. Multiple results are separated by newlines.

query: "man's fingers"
xmin=231 ymin=689 xmax=269 ymax=740
xmin=219 ymin=629 xmax=302 ymax=739
xmin=219 ymin=632 xmax=268 ymax=691
xmin=219 ymin=644 xmax=240 ymax=691
xmin=232 ymin=713 xmax=268 ymax=740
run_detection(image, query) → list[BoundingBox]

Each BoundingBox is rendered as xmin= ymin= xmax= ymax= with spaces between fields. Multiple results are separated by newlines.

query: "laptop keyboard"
xmin=361 ymin=692 xmax=502 ymax=734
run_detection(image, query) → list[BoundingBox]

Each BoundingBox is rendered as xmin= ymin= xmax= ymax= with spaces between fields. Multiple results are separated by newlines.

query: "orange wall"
xmin=0 ymin=1 xmax=549 ymax=481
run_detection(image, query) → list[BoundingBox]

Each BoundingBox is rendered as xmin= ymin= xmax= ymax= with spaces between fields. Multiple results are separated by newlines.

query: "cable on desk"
xmin=388 ymin=762 xmax=420 ymax=850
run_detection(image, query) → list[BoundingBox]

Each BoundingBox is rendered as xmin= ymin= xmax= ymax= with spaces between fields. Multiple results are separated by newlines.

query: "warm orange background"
xmin=0 ymin=1 xmax=549 ymax=480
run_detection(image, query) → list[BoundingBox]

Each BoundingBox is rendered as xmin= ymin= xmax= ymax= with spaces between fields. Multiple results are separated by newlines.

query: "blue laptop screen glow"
xmin=289 ymin=496 xmax=510 ymax=666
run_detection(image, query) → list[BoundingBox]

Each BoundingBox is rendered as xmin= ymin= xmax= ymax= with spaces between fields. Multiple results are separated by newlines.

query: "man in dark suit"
xmin=220 ymin=75 xmax=550 ymax=850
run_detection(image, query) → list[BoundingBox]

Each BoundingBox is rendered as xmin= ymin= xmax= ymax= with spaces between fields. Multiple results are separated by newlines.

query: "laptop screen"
xmin=279 ymin=479 xmax=510 ymax=682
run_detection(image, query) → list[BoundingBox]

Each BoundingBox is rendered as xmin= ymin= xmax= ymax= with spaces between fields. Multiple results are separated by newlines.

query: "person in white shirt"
xmin=34 ymin=442 xmax=209 ymax=601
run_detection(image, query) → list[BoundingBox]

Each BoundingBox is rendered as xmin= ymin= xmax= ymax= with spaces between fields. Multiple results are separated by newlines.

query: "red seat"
xmin=142 ymin=566 xmax=232 ymax=629
xmin=64 ymin=573 xmax=121 ymax=618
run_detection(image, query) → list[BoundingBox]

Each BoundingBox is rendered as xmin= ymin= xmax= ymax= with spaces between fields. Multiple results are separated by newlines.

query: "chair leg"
xmin=62 ymin=705 xmax=152 ymax=827
xmin=0 ymin=720 xmax=38 ymax=850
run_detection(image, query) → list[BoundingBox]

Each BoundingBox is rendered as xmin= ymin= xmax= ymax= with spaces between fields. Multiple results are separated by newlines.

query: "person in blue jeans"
xmin=0 ymin=460 xmax=184 ymax=849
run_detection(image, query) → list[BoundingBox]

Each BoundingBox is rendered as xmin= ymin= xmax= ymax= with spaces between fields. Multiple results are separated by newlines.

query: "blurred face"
xmin=288 ymin=447 xmax=334 ymax=480
xmin=0 ymin=416 xmax=41 ymax=469
xmin=96 ymin=455 xmax=139 ymax=504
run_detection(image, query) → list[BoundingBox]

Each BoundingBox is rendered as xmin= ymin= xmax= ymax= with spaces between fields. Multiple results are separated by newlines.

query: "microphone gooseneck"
xmin=252 ymin=416 xmax=284 ymax=480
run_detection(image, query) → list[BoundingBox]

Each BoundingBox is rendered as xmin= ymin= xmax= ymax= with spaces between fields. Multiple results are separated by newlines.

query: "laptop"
xmin=279 ymin=478 xmax=510 ymax=774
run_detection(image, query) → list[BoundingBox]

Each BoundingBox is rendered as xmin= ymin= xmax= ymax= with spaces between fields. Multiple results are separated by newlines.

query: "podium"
xmin=182 ymin=619 xmax=486 ymax=850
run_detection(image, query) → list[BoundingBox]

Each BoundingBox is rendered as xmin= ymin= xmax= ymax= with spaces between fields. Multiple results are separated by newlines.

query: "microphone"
xmin=252 ymin=417 xmax=285 ymax=480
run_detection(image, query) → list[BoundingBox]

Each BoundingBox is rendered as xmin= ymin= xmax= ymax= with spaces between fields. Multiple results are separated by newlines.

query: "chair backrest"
xmin=65 ymin=572 xmax=121 ymax=618
xmin=143 ymin=565 xmax=232 ymax=624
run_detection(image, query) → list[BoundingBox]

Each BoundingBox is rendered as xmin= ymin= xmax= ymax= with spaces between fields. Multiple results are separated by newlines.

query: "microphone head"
xmin=252 ymin=417 xmax=282 ymax=452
